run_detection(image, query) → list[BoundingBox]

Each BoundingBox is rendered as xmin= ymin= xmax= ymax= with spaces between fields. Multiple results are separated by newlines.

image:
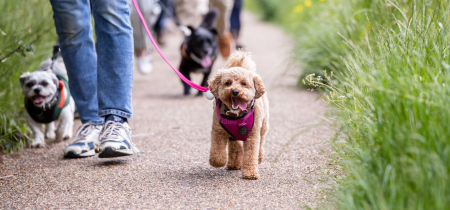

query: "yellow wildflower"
xmin=305 ymin=0 xmax=312 ymax=7
xmin=293 ymin=5 xmax=304 ymax=13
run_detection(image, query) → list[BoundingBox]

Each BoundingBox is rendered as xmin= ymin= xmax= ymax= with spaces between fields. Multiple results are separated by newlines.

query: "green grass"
xmin=0 ymin=0 xmax=57 ymax=153
xmin=248 ymin=0 xmax=450 ymax=209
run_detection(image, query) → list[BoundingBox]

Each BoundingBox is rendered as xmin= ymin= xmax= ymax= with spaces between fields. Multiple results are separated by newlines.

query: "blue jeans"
xmin=230 ymin=0 xmax=242 ymax=31
xmin=50 ymin=0 xmax=134 ymax=125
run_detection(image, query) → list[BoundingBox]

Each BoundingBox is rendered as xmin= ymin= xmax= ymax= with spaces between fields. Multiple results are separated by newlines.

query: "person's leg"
xmin=50 ymin=0 xmax=105 ymax=158
xmin=91 ymin=0 xmax=134 ymax=120
xmin=230 ymin=0 xmax=243 ymax=49
xmin=91 ymin=0 xmax=138 ymax=157
xmin=49 ymin=0 xmax=103 ymax=125
xmin=209 ymin=0 xmax=233 ymax=58
xmin=154 ymin=0 xmax=166 ymax=34
xmin=130 ymin=0 xmax=155 ymax=74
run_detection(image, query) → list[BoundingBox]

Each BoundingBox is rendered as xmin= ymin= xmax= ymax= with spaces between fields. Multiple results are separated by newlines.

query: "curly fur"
xmin=208 ymin=50 xmax=269 ymax=180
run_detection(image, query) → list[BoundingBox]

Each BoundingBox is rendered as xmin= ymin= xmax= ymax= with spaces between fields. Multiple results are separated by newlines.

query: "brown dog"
xmin=208 ymin=50 xmax=269 ymax=179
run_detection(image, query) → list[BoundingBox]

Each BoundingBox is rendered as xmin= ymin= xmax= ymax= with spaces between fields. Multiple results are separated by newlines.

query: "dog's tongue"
xmin=232 ymin=97 xmax=248 ymax=111
xmin=201 ymin=56 xmax=212 ymax=68
xmin=33 ymin=96 xmax=45 ymax=104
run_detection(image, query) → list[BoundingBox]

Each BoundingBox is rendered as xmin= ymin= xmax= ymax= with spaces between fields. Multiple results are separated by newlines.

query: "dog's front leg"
xmin=242 ymin=133 xmax=261 ymax=180
xmin=179 ymin=60 xmax=192 ymax=95
xmin=197 ymin=68 xmax=211 ymax=96
xmin=45 ymin=122 xmax=56 ymax=140
xmin=26 ymin=113 xmax=45 ymax=148
xmin=209 ymin=129 xmax=228 ymax=168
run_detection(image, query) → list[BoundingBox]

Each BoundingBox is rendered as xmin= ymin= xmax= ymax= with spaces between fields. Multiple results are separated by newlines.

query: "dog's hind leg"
xmin=259 ymin=116 xmax=269 ymax=164
xmin=45 ymin=122 xmax=56 ymax=140
xmin=227 ymin=141 xmax=243 ymax=170
xmin=64 ymin=101 xmax=76 ymax=140
xmin=56 ymin=106 xmax=73 ymax=142
xmin=26 ymin=113 xmax=45 ymax=148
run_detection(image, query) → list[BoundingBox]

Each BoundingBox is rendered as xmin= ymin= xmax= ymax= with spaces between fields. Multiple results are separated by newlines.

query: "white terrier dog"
xmin=19 ymin=56 xmax=75 ymax=148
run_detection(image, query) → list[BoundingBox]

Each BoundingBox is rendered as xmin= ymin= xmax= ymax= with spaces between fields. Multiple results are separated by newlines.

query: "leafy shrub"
xmin=250 ymin=0 xmax=450 ymax=208
xmin=0 ymin=0 xmax=57 ymax=153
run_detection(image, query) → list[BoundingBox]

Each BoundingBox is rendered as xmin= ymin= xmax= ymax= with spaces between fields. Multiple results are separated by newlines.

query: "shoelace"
xmin=100 ymin=121 xmax=139 ymax=152
xmin=72 ymin=123 xmax=93 ymax=143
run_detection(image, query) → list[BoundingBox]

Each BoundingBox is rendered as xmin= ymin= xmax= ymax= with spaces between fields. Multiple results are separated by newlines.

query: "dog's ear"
xmin=187 ymin=25 xmax=195 ymax=34
xmin=19 ymin=72 xmax=31 ymax=88
xmin=208 ymin=71 xmax=222 ymax=98
xmin=253 ymin=74 xmax=266 ymax=99
xmin=51 ymin=74 xmax=59 ymax=89
xmin=209 ymin=28 xmax=218 ymax=36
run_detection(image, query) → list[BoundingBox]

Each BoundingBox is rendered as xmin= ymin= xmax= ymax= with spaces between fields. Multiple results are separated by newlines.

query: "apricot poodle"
xmin=208 ymin=50 xmax=269 ymax=180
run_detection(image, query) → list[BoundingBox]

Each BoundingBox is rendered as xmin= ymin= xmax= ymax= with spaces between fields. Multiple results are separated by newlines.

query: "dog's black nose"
xmin=232 ymin=90 xmax=239 ymax=96
xmin=34 ymin=88 xmax=41 ymax=94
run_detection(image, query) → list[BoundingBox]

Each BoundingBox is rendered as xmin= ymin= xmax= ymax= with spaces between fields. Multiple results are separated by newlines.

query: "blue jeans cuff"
xmin=81 ymin=119 xmax=105 ymax=125
xmin=98 ymin=109 xmax=132 ymax=119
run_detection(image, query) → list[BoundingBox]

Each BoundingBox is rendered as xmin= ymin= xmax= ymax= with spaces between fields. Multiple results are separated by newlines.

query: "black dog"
xmin=179 ymin=9 xmax=219 ymax=96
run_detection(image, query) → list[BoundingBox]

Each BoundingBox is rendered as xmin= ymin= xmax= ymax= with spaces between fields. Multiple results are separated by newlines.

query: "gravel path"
xmin=0 ymin=11 xmax=331 ymax=209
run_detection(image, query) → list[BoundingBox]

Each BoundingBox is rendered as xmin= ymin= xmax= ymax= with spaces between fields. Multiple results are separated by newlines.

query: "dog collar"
xmin=216 ymin=98 xmax=255 ymax=141
xmin=25 ymin=73 xmax=71 ymax=124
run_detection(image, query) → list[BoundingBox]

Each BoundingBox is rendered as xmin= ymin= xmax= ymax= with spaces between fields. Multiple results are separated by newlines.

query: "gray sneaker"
xmin=64 ymin=123 xmax=102 ymax=158
xmin=98 ymin=121 xmax=139 ymax=158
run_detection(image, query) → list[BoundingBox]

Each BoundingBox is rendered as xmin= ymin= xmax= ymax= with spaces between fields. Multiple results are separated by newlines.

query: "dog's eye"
xmin=26 ymin=82 xmax=34 ymax=88
xmin=41 ymin=81 xmax=48 ymax=87
xmin=241 ymin=82 xmax=246 ymax=86
xmin=225 ymin=81 xmax=232 ymax=86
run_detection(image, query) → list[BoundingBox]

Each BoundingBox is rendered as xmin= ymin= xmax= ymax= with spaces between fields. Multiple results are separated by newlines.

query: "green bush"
xmin=0 ymin=0 xmax=57 ymax=153
xmin=250 ymin=0 xmax=450 ymax=208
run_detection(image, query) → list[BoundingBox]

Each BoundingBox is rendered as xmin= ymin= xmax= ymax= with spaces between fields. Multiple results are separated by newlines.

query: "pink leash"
xmin=131 ymin=0 xmax=209 ymax=92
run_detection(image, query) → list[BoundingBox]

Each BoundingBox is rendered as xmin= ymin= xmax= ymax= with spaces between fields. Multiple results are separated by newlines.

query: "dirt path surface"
xmin=0 ymin=12 xmax=331 ymax=209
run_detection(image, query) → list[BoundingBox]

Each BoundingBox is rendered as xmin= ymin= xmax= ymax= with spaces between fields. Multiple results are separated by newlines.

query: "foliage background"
xmin=0 ymin=0 xmax=56 ymax=153
xmin=248 ymin=0 xmax=450 ymax=209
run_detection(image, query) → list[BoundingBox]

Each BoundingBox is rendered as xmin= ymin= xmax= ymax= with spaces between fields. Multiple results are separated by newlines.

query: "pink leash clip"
xmin=131 ymin=0 xmax=210 ymax=93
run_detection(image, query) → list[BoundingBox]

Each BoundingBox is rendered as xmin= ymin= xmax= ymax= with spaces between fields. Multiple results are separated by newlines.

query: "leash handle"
xmin=131 ymin=0 xmax=210 ymax=92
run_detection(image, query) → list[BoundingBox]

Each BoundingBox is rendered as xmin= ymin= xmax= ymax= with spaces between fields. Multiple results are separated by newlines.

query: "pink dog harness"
xmin=216 ymin=99 xmax=255 ymax=141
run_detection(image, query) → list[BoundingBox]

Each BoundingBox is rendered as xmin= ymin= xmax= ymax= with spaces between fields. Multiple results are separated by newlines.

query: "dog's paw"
xmin=209 ymin=156 xmax=227 ymax=168
xmin=62 ymin=132 xmax=72 ymax=141
xmin=258 ymin=155 xmax=264 ymax=164
xmin=258 ymin=149 xmax=265 ymax=164
xmin=242 ymin=168 xmax=260 ymax=180
xmin=227 ymin=161 xmax=242 ymax=170
xmin=242 ymin=176 xmax=259 ymax=180
xmin=31 ymin=141 xmax=45 ymax=148
xmin=46 ymin=132 xmax=56 ymax=140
